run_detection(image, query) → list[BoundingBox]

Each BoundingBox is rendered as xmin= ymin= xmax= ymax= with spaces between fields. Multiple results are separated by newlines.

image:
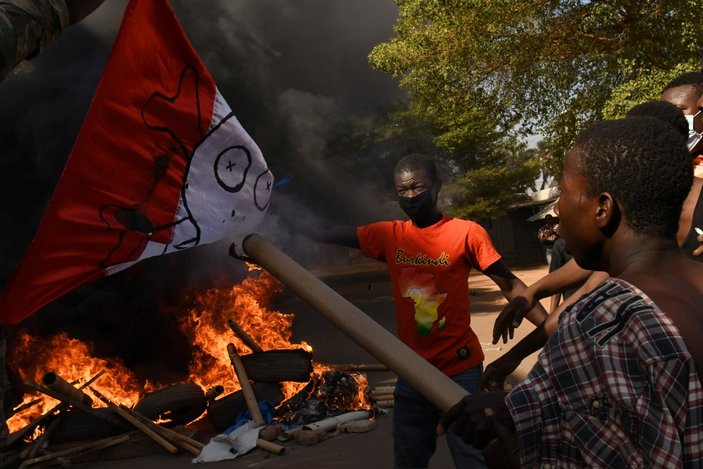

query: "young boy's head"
xmin=557 ymin=117 xmax=692 ymax=268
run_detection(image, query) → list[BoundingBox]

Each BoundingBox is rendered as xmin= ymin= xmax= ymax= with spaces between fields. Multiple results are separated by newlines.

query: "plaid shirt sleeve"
xmin=643 ymin=355 xmax=703 ymax=466
xmin=506 ymin=278 xmax=703 ymax=468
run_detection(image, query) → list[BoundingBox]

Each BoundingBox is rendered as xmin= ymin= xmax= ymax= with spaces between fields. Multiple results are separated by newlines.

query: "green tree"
xmin=602 ymin=61 xmax=702 ymax=119
xmin=370 ymin=0 xmax=703 ymax=200
xmin=443 ymin=147 xmax=540 ymax=220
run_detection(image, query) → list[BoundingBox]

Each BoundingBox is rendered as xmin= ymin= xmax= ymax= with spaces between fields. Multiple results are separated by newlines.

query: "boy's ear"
xmin=596 ymin=192 xmax=620 ymax=236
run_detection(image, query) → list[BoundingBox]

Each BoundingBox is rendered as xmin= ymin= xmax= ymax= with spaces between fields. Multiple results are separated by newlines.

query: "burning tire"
xmin=207 ymin=383 xmax=283 ymax=431
xmin=134 ymin=383 xmax=207 ymax=425
xmin=51 ymin=408 xmax=127 ymax=443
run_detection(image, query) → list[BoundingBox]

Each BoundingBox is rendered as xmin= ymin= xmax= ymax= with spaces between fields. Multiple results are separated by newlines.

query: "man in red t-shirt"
xmin=309 ymin=153 xmax=547 ymax=468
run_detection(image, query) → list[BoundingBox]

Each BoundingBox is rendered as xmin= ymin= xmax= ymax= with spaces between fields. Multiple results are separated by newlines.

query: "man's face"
xmin=394 ymin=168 xmax=435 ymax=199
xmin=556 ymin=150 xmax=603 ymax=269
xmin=661 ymin=84 xmax=703 ymax=133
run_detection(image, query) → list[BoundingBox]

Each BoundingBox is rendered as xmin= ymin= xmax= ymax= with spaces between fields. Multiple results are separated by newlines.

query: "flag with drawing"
xmin=0 ymin=0 xmax=273 ymax=325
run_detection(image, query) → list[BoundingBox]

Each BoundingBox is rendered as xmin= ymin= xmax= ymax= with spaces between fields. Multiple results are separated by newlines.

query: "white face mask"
xmin=685 ymin=110 xmax=702 ymax=152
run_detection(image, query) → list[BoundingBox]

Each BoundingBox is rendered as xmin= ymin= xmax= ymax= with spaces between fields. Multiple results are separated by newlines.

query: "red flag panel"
xmin=0 ymin=0 xmax=273 ymax=325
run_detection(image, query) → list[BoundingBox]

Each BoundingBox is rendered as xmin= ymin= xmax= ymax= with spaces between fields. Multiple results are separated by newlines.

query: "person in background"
xmin=547 ymin=236 xmax=584 ymax=313
xmin=439 ymin=116 xmax=703 ymax=468
xmin=536 ymin=214 xmax=559 ymax=265
xmin=661 ymin=71 xmax=703 ymax=176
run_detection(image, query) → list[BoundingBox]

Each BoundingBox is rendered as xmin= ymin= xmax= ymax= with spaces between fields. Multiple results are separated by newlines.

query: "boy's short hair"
xmin=573 ymin=117 xmax=691 ymax=238
xmin=626 ymin=100 xmax=688 ymax=140
xmin=662 ymin=71 xmax=703 ymax=96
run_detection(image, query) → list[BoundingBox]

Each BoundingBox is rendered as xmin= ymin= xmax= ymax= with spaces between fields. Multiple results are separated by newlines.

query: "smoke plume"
xmin=0 ymin=0 xmax=403 ymax=385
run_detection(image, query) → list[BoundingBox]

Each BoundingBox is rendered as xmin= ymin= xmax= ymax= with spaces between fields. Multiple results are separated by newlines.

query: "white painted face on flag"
xmin=174 ymin=91 xmax=274 ymax=251
xmin=111 ymin=90 xmax=274 ymax=272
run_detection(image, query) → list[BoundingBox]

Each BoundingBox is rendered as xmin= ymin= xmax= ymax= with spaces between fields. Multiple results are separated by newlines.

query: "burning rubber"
xmin=240 ymin=234 xmax=469 ymax=412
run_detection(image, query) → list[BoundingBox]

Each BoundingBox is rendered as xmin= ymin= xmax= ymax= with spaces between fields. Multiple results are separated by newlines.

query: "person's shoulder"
xmin=445 ymin=216 xmax=483 ymax=229
xmin=443 ymin=217 xmax=492 ymax=238
xmin=553 ymin=237 xmax=566 ymax=250
xmin=566 ymin=279 xmax=683 ymax=351
xmin=361 ymin=219 xmax=398 ymax=229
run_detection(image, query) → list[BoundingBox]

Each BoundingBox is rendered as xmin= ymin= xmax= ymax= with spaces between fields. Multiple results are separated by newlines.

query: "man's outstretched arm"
xmin=483 ymin=260 xmax=548 ymax=334
xmin=491 ymin=258 xmax=594 ymax=343
xmin=480 ymin=270 xmax=609 ymax=391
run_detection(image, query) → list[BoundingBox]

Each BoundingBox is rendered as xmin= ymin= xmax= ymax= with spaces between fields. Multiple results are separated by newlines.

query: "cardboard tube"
xmin=227 ymin=343 xmax=265 ymax=425
xmin=256 ymin=438 xmax=285 ymax=455
xmin=302 ymin=410 xmax=370 ymax=432
xmin=42 ymin=371 xmax=92 ymax=405
xmin=242 ymin=234 xmax=469 ymax=411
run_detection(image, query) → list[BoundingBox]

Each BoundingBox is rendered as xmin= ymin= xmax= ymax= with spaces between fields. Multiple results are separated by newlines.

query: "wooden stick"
xmin=111 ymin=405 xmax=178 ymax=454
xmin=128 ymin=409 xmax=204 ymax=454
xmin=77 ymin=370 xmax=106 ymax=389
xmin=122 ymin=406 xmax=201 ymax=455
xmin=227 ymin=343 xmax=264 ymax=426
xmin=224 ymin=344 xmax=283 ymax=455
xmin=255 ymin=438 xmax=285 ymax=455
xmin=228 ymin=319 xmax=263 ymax=353
xmin=11 ymin=397 xmax=43 ymax=414
xmin=22 ymin=381 xmax=125 ymax=429
xmin=8 ymin=369 xmax=105 ymax=447
xmin=18 ymin=432 xmax=133 ymax=468
xmin=327 ymin=363 xmax=390 ymax=372
xmin=87 ymin=387 xmax=178 ymax=454
xmin=20 ymin=414 xmax=63 ymax=459
xmin=242 ymin=234 xmax=469 ymax=411
xmin=371 ymin=385 xmax=396 ymax=394
xmin=375 ymin=400 xmax=395 ymax=408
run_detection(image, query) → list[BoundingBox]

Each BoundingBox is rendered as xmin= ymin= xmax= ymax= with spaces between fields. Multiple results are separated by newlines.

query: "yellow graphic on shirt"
xmin=399 ymin=267 xmax=447 ymax=336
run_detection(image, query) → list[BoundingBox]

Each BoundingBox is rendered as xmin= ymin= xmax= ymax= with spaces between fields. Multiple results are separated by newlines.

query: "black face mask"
xmin=398 ymin=189 xmax=437 ymax=227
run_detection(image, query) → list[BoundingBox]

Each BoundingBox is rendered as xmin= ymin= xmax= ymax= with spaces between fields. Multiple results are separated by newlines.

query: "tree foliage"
xmin=602 ymin=61 xmax=702 ymax=119
xmin=369 ymin=0 xmax=703 ymax=217
xmin=443 ymin=150 xmax=539 ymax=220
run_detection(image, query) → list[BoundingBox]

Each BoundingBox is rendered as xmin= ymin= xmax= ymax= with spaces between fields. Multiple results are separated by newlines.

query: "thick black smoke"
xmin=0 ymin=1 xmax=402 ymax=387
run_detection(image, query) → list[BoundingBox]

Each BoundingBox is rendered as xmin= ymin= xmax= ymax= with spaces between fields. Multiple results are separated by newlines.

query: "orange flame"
xmin=180 ymin=267 xmax=312 ymax=398
xmin=6 ymin=331 xmax=145 ymax=432
xmin=6 ymin=266 xmax=370 ymax=435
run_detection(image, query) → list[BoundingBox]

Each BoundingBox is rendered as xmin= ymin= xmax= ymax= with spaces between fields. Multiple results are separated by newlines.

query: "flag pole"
xmin=241 ymin=234 xmax=469 ymax=412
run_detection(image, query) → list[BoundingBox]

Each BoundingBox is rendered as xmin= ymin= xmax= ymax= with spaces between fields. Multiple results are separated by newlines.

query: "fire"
xmin=6 ymin=331 xmax=144 ymax=432
xmin=6 ymin=265 xmax=370 ymax=436
xmin=181 ymin=266 xmax=313 ymax=398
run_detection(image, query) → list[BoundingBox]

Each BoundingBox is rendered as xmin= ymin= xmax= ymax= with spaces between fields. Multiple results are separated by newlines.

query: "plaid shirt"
xmin=507 ymin=278 xmax=703 ymax=468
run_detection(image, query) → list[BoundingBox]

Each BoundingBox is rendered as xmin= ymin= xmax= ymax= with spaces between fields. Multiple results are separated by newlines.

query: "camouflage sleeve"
xmin=0 ymin=0 xmax=71 ymax=80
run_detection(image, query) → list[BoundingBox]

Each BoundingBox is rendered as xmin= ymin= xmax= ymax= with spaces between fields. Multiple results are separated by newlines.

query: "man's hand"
xmin=693 ymin=231 xmax=703 ymax=257
xmin=482 ymin=408 xmax=520 ymax=469
xmin=479 ymin=353 xmax=521 ymax=391
xmin=492 ymin=294 xmax=535 ymax=344
xmin=437 ymin=391 xmax=511 ymax=449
